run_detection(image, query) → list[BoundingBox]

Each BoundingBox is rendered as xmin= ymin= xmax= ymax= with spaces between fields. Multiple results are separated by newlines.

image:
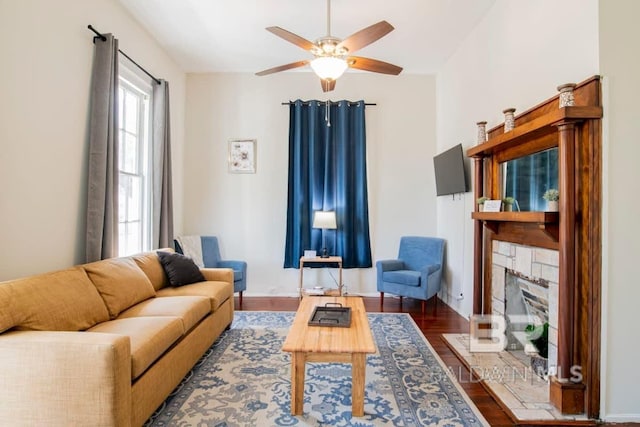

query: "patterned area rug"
xmin=145 ymin=312 xmax=488 ymax=426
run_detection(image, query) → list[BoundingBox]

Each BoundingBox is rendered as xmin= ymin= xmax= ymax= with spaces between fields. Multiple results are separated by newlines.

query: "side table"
xmin=298 ymin=256 xmax=342 ymax=298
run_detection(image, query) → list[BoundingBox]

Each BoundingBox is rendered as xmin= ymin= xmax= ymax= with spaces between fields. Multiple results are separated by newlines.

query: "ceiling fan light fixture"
xmin=310 ymin=56 xmax=348 ymax=80
xmin=256 ymin=4 xmax=402 ymax=91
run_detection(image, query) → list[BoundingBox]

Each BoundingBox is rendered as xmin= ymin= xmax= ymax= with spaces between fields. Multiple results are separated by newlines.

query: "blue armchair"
xmin=174 ymin=236 xmax=247 ymax=306
xmin=376 ymin=236 xmax=445 ymax=312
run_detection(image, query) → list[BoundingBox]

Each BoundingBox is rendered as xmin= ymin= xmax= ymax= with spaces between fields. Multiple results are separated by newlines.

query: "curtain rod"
xmin=88 ymin=25 xmax=162 ymax=85
xmin=281 ymin=101 xmax=376 ymax=106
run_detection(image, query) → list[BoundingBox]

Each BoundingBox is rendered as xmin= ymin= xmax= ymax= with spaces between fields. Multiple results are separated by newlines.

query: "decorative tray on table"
xmin=308 ymin=303 xmax=352 ymax=328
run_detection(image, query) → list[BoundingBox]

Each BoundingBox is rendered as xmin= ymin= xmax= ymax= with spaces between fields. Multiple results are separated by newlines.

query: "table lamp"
xmin=312 ymin=210 xmax=337 ymax=258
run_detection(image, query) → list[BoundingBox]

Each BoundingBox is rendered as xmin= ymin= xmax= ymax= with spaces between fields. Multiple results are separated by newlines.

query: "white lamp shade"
xmin=312 ymin=211 xmax=337 ymax=229
xmin=310 ymin=57 xmax=348 ymax=80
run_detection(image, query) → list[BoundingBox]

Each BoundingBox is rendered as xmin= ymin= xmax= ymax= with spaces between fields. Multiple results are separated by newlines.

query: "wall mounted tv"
xmin=433 ymin=143 xmax=469 ymax=196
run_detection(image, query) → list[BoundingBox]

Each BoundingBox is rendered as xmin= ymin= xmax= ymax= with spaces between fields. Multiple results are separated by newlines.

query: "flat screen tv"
xmin=433 ymin=143 xmax=469 ymax=196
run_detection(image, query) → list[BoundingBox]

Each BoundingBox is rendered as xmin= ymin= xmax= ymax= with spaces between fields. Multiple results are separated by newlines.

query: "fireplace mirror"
xmin=501 ymin=147 xmax=558 ymax=211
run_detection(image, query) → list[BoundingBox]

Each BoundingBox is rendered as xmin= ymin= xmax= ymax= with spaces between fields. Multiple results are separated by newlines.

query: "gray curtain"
xmin=152 ymin=80 xmax=174 ymax=248
xmin=85 ymin=34 xmax=118 ymax=262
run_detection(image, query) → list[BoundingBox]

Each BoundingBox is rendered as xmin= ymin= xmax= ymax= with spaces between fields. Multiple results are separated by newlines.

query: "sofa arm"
xmin=200 ymin=267 xmax=233 ymax=284
xmin=0 ymin=330 xmax=131 ymax=426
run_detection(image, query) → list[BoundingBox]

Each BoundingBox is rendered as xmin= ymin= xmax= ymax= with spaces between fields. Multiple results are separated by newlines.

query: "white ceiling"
xmin=117 ymin=0 xmax=495 ymax=75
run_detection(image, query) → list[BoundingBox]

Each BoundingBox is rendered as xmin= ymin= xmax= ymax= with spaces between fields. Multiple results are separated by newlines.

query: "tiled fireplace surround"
xmin=491 ymin=240 xmax=559 ymax=371
xmin=443 ymin=240 xmax=573 ymax=421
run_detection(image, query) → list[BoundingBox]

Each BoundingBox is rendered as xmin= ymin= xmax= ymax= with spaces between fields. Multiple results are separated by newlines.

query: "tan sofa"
xmin=0 ymin=250 xmax=234 ymax=426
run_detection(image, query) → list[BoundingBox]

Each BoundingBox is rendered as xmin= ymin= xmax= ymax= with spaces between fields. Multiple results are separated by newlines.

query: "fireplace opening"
xmin=491 ymin=242 xmax=559 ymax=378
xmin=505 ymin=271 xmax=550 ymax=368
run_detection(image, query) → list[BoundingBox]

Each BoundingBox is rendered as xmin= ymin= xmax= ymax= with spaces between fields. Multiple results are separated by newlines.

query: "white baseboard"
xmin=601 ymin=414 xmax=640 ymax=422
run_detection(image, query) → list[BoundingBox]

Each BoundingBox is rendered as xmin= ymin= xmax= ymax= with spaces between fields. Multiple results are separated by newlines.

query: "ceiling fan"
xmin=255 ymin=0 xmax=403 ymax=92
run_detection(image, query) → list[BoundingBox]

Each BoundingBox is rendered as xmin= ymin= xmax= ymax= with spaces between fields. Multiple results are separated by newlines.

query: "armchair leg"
xmin=379 ymin=292 xmax=384 ymax=308
xmin=421 ymin=300 xmax=426 ymax=313
xmin=399 ymin=296 xmax=403 ymax=308
xmin=238 ymin=291 xmax=243 ymax=308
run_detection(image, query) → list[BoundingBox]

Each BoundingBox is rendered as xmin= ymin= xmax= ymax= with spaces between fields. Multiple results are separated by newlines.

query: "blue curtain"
xmin=284 ymin=100 xmax=372 ymax=269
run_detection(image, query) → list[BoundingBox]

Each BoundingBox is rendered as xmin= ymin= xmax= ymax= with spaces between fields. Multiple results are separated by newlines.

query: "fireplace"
xmin=467 ymin=76 xmax=602 ymax=416
xmin=491 ymin=241 xmax=558 ymax=373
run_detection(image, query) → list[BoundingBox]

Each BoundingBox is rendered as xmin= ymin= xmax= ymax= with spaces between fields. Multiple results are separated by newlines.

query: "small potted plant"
xmin=502 ymin=197 xmax=516 ymax=212
xmin=525 ymin=322 xmax=549 ymax=378
xmin=543 ymin=189 xmax=559 ymax=211
xmin=477 ymin=196 xmax=489 ymax=211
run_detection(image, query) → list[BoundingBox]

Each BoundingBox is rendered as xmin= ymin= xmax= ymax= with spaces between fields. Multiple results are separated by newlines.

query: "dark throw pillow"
xmin=157 ymin=251 xmax=206 ymax=287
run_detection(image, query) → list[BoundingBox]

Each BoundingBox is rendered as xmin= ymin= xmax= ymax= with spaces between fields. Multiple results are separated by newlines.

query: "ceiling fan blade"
xmin=321 ymin=79 xmax=336 ymax=92
xmin=347 ymin=56 xmax=403 ymax=75
xmin=266 ymin=26 xmax=316 ymax=51
xmin=256 ymin=60 xmax=309 ymax=76
xmin=337 ymin=21 xmax=394 ymax=53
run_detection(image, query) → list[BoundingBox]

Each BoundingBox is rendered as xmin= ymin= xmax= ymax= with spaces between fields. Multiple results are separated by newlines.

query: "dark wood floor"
xmin=236 ymin=296 xmax=639 ymax=427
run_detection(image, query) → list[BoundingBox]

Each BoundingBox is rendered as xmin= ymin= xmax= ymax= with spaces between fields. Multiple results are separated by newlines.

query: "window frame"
xmin=117 ymin=63 xmax=153 ymax=256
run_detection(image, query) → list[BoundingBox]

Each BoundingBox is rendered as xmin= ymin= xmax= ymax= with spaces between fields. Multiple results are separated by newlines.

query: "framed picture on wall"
xmin=228 ymin=139 xmax=256 ymax=173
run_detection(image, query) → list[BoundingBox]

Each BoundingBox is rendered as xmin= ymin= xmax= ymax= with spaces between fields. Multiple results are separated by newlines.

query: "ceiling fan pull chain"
xmin=326 ymin=99 xmax=331 ymax=127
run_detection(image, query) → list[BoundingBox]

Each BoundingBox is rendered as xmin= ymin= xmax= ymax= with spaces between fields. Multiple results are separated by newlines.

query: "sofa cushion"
xmin=84 ymin=257 xmax=156 ymax=319
xmin=0 ymin=267 xmax=110 ymax=333
xmin=132 ymin=250 xmax=171 ymax=291
xmin=117 ymin=296 xmax=210 ymax=332
xmin=156 ymin=281 xmax=233 ymax=312
xmin=157 ymin=251 xmax=205 ymax=287
xmin=88 ymin=316 xmax=183 ymax=379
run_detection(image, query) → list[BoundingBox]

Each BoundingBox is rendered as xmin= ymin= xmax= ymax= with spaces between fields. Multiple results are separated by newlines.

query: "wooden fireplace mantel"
xmin=467 ymin=75 xmax=602 ymax=419
xmin=467 ymin=105 xmax=602 ymax=158
xmin=471 ymin=211 xmax=560 ymax=243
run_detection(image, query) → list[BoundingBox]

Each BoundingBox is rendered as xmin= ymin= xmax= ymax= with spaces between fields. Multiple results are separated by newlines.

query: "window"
xmin=117 ymin=70 xmax=152 ymax=256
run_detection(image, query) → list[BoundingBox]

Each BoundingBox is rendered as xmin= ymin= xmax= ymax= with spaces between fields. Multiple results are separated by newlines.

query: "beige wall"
xmin=184 ymin=72 xmax=436 ymax=295
xmin=435 ymin=0 xmax=599 ymax=316
xmin=598 ymin=0 xmax=640 ymax=420
xmin=436 ymin=0 xmax=640 ymax=419
xmin=0 ymin=0 xmax=185 ymax=280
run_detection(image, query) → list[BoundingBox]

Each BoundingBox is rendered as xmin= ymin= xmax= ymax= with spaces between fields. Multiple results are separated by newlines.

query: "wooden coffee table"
xmin=282 ymin=296 xmax=376 ymax=417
